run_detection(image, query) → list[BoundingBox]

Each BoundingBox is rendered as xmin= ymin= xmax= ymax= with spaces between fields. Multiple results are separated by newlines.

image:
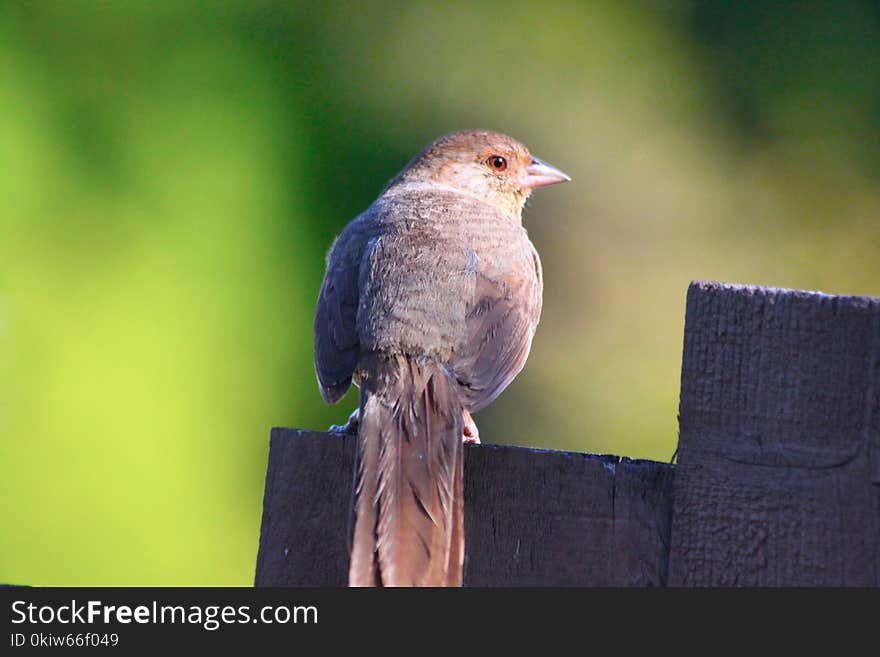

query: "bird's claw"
xmin=329 ymin=408 xmax=360 ymax=435
xmin=331 ymin=408 xmax=478 ymax=443
xmin=463 ymin=409 xmax=480 ymax=445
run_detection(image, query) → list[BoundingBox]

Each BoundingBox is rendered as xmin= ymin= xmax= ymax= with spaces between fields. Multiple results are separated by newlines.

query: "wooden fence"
xmin=255 ymin=281 xmax=880 ymax=586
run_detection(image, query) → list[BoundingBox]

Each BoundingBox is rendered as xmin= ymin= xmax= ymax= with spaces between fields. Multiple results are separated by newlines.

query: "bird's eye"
xmin=486 ymin=155 xmax=508 ymax=172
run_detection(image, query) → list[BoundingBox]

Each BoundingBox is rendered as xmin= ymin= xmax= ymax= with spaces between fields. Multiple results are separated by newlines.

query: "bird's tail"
xmin=348 ymin=352 xmax=464 ymax=587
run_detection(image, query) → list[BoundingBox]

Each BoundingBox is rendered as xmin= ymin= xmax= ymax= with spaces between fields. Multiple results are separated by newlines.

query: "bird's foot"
xmin=462 ymin=409 xmax=480 ymax=445
xmin=329 ymin=408 xmax=359 ymax=435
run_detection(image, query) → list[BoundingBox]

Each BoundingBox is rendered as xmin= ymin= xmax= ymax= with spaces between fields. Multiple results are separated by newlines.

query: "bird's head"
xmin=390 ymin=130 xmax=570 ymax=218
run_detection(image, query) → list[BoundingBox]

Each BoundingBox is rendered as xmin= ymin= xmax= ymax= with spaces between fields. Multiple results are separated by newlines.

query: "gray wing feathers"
xmin=314 ymin=229 xmax=365 ymax=403
xmin=448 ymin=262 xmax=542 ymax=412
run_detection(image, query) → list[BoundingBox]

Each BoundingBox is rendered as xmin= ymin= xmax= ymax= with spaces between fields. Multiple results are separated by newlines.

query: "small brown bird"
xmin=314 ymin=130 xmax=570 ymax=586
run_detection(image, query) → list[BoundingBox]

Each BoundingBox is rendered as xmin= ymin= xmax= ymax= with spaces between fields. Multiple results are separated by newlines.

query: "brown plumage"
xmin=313 ymin=130 xmax=570 ymax=586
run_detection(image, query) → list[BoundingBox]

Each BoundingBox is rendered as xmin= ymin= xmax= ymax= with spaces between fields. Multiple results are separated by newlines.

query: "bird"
xmin=313 ymin=130 xmax=570 ymax=586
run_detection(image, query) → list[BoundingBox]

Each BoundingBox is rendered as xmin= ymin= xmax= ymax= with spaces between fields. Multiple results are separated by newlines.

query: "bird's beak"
xmin=523 ymin=157 xmax=571 ymax=189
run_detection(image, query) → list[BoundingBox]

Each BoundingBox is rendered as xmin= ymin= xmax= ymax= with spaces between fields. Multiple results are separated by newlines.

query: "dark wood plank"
xmin=254 ymin=429 xmax=355 ymax=586
xmin=255 ymin=430 xmax=675 ymax=586
xmin=670 ymin=281 xmax=880 ymax=586
xmin=463 ymin=446 xmax=674 ymax=586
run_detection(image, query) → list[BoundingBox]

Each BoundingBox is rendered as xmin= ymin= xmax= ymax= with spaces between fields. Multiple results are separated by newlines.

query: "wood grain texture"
xmin=255 ymin=430 xmax=674 ymax=586
xmin=670 ymin=281 xmax=880 ymax=586
xmin=255 ymin=429 xmax=355 ymax=587
xmin=463 ymin=445 xmax=673 ymax=586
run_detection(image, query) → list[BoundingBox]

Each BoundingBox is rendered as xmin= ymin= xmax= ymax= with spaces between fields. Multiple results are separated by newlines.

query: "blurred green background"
xmin=2 ymin=1 xmax=878 ymax=585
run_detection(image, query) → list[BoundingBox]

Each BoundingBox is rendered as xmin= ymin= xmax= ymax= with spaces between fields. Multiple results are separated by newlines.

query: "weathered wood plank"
xmin=670 ymin=281 xmax=880 ymax=586
xmin=255 ymin=430 xmax=674 ymax=586
xmin=463 ymin=445 xmax=674 ymax=586
xmin=254 ymin=429 xmax=354 ymax=587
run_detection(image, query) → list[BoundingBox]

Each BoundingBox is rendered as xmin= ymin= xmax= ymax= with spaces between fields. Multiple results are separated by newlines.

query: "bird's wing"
xmin=314 ymin=223 xmax=367 ymax=404
xmin=447 ymin=245 xmax=543 ymax=412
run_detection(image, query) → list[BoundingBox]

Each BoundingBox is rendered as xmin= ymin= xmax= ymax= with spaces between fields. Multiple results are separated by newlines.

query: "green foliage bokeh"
xmin=2 ymin=1 xmax=878 ymax=584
